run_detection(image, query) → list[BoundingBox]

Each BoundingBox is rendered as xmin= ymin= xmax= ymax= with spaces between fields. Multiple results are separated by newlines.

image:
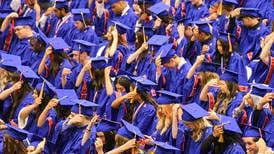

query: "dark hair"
xmin=3 ymin=134 xmax=27 ymax=154
xmin=50 ymin=51 xmax=70 ymax=76
xmin=103 ymin=131 xmax=116 ymax=152
xmin=114 ymin=77 xmax=132 ymax=93
xmin=55 ymin=103 xmax=71 ymax=119
xmin=34 ymin=91 xmax=52 ymax=122
xmin=215 ymin=39 xmax=237 ymax=68
xmin=91 ymin=69 xmax=105 ymax=91
xmin=135 ymin=32 xmax=149 ymax=59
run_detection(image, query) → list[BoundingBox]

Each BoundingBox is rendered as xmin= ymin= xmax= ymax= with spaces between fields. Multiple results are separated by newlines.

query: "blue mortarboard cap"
xmin=73 ymin=39 xmax=97 ymax=54
xmin=157 ymin=90 xmax=182 ymax=104
xmin=137 ymin=0 xmax=156 ymax=5
xmin=117 ymin=120 xmax=144 ymax=139
xmin=147 ymin=35 xmax=170 ymax=46
xmin=249 ymin=83 xmax=272 ymax=97
xmin=96 ymin=119 xmax=120 ymax=132
xmin=218 ymin=32 xmax=236 ymax=44
xmin=218 ymin=0 xmax=238 ymax=5
xmin=90 ymin=56 xmax=109 ymax=70
xmin=153 ymin=141 xmax=181 ymax=153
xmin=220 ymin=69 xmax=239 ymax=83
xmin=40 ymin=76 xmax=57 ymax=97
xmin=182 ymin=103 xmax=208 ymax=121
xmin=14 ymin=16 xmax=33 ymax=27
xmin=29 ymin=134 xmax=55 ymax=153
xmin=71 ymin=9 xmax=91 ymax=22
xmin=16 ymin=65 xmax=39 ymax=80
xmin=108 ymin=0 xmax=126 ymax=6
xmin=117 ymin=69 xmax=135 ymax=80
xmin=239 ymin=8 xmax=260 ymax=19
xmin=154 ymin=43 xmax=175 ymax=64
xmin=0 ymin=9 xmax=13 ymax=18
xmin=192 ymin=20 xmax=213 ymax=34
xmin=71 ymin=99 xmax=99 ymax=116
xmin=176 ymin=17 xmax=192 ymax=26
xmin=197 ymin=61 xmax=220 ymax=72
xmin=0 ymin=53 xmax=21 ymax=72
xmin=242 ymin=125 xmax=266 ymax=138
xmin=54 ymin=0 xmax=68 ymax=9
xmin=148 ymin=2 xmax=170 ymax=17
xmin=111 ymin=20 xmax=132 ymax=34
xmin=55 ymin=89 xmax=78 ymax=106
xmin=218 ymin=114 xmax=242 ymax=134
xmin=34 ymin=28 xmax=48 ymax=44
xmin=6 ymin=124 xmax=31 ymax=140
xmin=48 ymin=37 xmax=70 ymax=52
xmin=130 ymin=76 xmax=157 ymax=92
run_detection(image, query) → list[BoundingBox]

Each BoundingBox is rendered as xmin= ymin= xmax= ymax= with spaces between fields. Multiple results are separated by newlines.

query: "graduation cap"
xmin=5 ymin=124 xmax=32 ymax=140
xmin=90 ymin=56 xmax=109 ymax=70
xmin=218 ymin=32 xmax=236 ymax=52
xmin=96 ymin=119 xmax=120 ymax=132
xmin=130 ymin=76 xmax=157 ymax=92
xmin=219 ymin=69 xmax=239 ymax=83
xmin=33 ymin=28 xmax=48 ymax=45
xmin=154 ymin=43 xmax=175 ymax=64
xmin=182 ymin=103 xmax=208 ymax=121
xmin=197 ymin=61 xmax=220 ymax=73
xmin=47 ymin=37 xmax=70 ymax=52
xmin=239 ymin=8 xmax=261 ymax=19
xmin=73 ymin=39 xmax=97 ymax=54
xmin=249 ymin=83 xmax=272 ymax=97
xmin=40 ymin=76 xmax=57 ymax=97
xmin=218 ymin=114 xmax=242 ymax=134
xmin=157 ymin=90 xmax=182 ymax=104
xmin=28 ymin=134 xmax=55 ymax=153
xmin=0 ymin=9 xmax=13 ymax=19
xmin=0 ymin=53 xmax=21 ymax=72
xmin=175 ymin=17 xmax=192 ymax=26
xmin=108 ymin=0 xmax=126 ymax=6
xmin=54 ymin=0 xmax=68 ymax=9
xmin=111 ymin=20 xmax=132 ymax=34
xmin=71 ymin=99 xmax=100 ymax=116
xmin=117 ymin=120 xmax=144 ymax=139
xmin=117 ymin=69 xmax=136 ymax=80
xmin=55 ymin=89 xmax=78 ymax=107
xmin=152 ymin=141 xmax=181 ymax=153
xmin=221 ymin=0 xmax=238 ymax=5
xmin=148 ymin=2 xmax=170 ymax=17
xmin=71 ymin=9 xmax=91 ymax=23
xmin=242 ymin=125 xmax=268 ymax=138
xmin=147 ymin=35 xmax=170 ymax=46
xmin=191 ymin=20 xmax=213 ymax=34
xmin=16 ymin=65 xmax=40 ymax=81
xmin=14 ymin=16 xmax=33 ymax=27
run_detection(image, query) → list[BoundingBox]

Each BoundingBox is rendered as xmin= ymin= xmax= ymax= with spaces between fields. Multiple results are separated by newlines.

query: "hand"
xmin=153 ymin=18 xmax=162 ymax=29
xmin=124 ymin=91 xmax=137 ymax=101
xmin=104 ymin=66 xmax=112 ymax=76
xmin=205 ymin=109 xmax=220 ymax=121
xmin=121 ymin=139 xmax=136 ymax=150
xmin=194 ymin=55 xmax=205 ymax=66
xmin=165 ymin=23 xmax=173 ymax=34
xmin=143 ymin=135 xmax=154 ymax=144
xmin=177 ymin=23 xmax=185 ymax=38
xmin=206 ymin=79 xmax=220 ymax=88
xmin=230 ymin=8 xmax=241 ymax=18
xmin=8 ymin=12 xmax=19 ymax=19
xmin=111 ymin=27 xmax=118 ymax=40
xmin=83 ymin=61 xmax=91 ymax=72
xmin=242 ymin=93 xmax=253 ymax=107
xmin=67 ymin=114 xmax=85 ymax=126
xmin=62 ymin=68 xmax=72 ymax=77
xmin=259 ymin=92 xmax=274 ymax=105
xmin=0 ymin=119 xmax=7 ymax=130
xmin=11 ymin=81 xmax=23 ymax=91
xmin=155 ymin=56 xmax=162 ymax=76
xmin=36 ymin=138 xmax=46 ymax=152
xmin=207 ymin=13 xmax=218 ymax=21
xmin=45 ymin=46 xmax=53 ymax=57
xmin=262 ymin=19 xmax=268 ymax=26
xmin=213 ymin=124 xmax=224 ymax=138
xmin=44 ymin=7 xmax=55 ymax=16
xmin=95 ymin=138 xmax=104 ymax=154
xmin=140 ymin=43 xmax=148 ymax=51
xmin=202 ymin=45 xmax=210 ymax=54
xmin=139 ymin=13 xmax=148 ymax=21
xmin=46 ymin=98 xmax=59 ymax=110
xmin=87 ymin=114 xmax=99 ymax=129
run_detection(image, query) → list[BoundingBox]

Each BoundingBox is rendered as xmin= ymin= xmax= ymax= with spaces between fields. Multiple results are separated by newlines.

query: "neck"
xmin=250 ymin=19 xmax=259 ymax=28
xmin=195 ymin=0 xmax=203 ymax=7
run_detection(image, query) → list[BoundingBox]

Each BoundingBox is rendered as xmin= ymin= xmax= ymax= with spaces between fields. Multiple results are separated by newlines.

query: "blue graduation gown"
xmin=70 ymin=0 xmax=88 ymax=9
xmin=93 ymin=9 xmax=109 ymax=37
xmin=264 ymin=113 xmax=274 ymax=150
xmin=185 ymin=1 xmax=209 ymax=21
xmin=184 ymin=127 xmax=212 ymax=154
xmin=216 ymin=15 xmax=238 ymax=34
xmin=238 ymin=22 xmax=270 ymax=65
xmin=79 ymin=27 xmax=99 ymax=45
xmin=30 ymin=50 xmax=45 ymax=73
xmin=43 ymin=14 xmax=59 ymax=37
xmin=0 ymin=83 xmax=13 ymax=122
xmin=133 ymin=102 xmax=156 ymax=136
xmin=0 ymin=1 xmax=12 ymax=10
xmin=223 ymin=143 xmax=245 ymax=154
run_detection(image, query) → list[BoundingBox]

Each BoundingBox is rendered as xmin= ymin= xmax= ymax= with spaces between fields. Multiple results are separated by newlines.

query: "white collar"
xmin=121 ymin=5 xmax=130 ymax=16
xmin=177 ymin=57 xmax=187 ymax=70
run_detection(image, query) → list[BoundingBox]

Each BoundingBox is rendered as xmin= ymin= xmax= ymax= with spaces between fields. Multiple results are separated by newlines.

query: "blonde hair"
xmin=183 ymin=118 xmax=210 ymax=142
xmin=156 ymin=104 xmax=173 ymax=135
xmin=0 ymin=68 xmax=17 ymax=91
xmin=198 ymin=72 xmax=219 ymax=89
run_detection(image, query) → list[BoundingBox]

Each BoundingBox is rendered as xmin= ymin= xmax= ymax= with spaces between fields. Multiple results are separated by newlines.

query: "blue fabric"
xmin=223 ymin=143 xmax=245 ymax=154
xmin=185 ymin=1 xmax=209 ymax=21
xmin=264 ymin=114 xmax=274 ymax=150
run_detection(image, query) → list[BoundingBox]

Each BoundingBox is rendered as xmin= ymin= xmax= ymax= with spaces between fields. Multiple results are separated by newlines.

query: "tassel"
xmin=218 ymin=134 xmax=224 ymax=143
xmin=143 ymin=26 xmax=146 ymax=43
xmin=39 ymin=81 xmax=45 ymax=99
xmin=228 ymin=33 xmax=233 ymax=52
xmin=217 ymin=0 xmax=223 ymax=16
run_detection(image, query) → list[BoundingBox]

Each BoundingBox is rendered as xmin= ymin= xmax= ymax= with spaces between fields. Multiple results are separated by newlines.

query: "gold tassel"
xmin=39 ymin=81 xmax=45 ymax=99
xmin=217 ymin=0 xmax=223 ymax=16
xmin=218 ymin=134 xmax=224 ymax=143
xmin=143 ymin=26 xmax=146 ymax=43
xmin=228 ymin=33 xmax=233 ymax=52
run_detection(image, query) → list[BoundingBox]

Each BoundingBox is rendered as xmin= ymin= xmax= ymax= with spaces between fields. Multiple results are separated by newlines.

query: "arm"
xmin=186 ymin=55 xmax=204 ymax=79
xmin=34 ymin=1 xmax=41 ymax=24
xmin=37 ymin=98 xmax=58 ymax=127
xmin=61 ymin=68 xmax=72 ymax=88
xmin=81 ymin=115 xmax=98 ymax=146
xmin=38 ymin=46 xmax=52 ymax=75
xmin=1 ymin=12 xmax=18 ymax=32
xmin=111 ymin=92 xmax=133 ymax=109
xmin=106 ymin=139 xmax=136 ymax=154
xmin=19 ymin=97 xmax=41 ymax=123
xmin=104 ymin=66 xmax=113 ymax=96
xmin=260 ymin=33 xmax=274 ymax=65
xmin=200 ymin=79 xmax=219 ymax=101
xmin=127 ymin=43 xmax=148 ymax=64
xmin=75 ymin=63 xmax=90 ymax=88
xmin=0 ymin=81 xmax=22 ymax=101
xmin=105 ymin=28 xmax=118 ymax=58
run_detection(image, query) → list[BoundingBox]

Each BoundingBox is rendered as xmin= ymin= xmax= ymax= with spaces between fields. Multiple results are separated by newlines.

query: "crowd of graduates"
xmin=0 ymin=0 xmax=273 ymax=153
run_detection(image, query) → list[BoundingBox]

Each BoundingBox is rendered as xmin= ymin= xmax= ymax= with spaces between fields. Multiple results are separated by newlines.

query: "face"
xmin=217 ymin=40 xmax=224 ymax=54
xmin=184 ymin=26 xmax=193 ymax=39
xmin=111 ymin=3 xmax=124 ymax=15
xmin=97 ymin=132 xmax=105 ymax=144
xmin=190 ymin=0 xmax=201 ymax=5
xmin=163 ymin=58 xmax=176 ymax=69
xmin=54 ymin=8 xmax=63 ymax=19
xmin=241 ymin=17 xmax=252 ymax=27
xmin=115 ymin=83 xmax=126 ymax=93
xmin=219 ymin=80 xmax=229 ymax=94
xmin=72 ymin=51 xmax=80 ymax=63
xmin=197 ymin=31 xmax=207 ymax=42
xmin=79 ymin=52 xmax=88 ymax=64
xmin=14 ymin=26 xmax=27 ymax=39
xmin=242 ymin=137 xmax=259 ymax=154
xmin=74 ymin=21 xmax=85 ymax=30
xmin=183 ymin=121 xmax=196 ymax=130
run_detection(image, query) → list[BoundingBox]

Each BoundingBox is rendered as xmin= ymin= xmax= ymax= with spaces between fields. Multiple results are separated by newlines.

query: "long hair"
xmin=0 ymin=68 xmax=15 ymax=91
xmin=3 ymin=134 xmax=27 ymax=154
xmin=49 ymin=51 xmax=70 ymax=76
xmin=198 ymin=72 xmax=219 ymax=89
xmin=156 ymin=104 xmax=173 ymax=135
xmin=103 ymin=131 xmax=116 ymax=152
xmin=183 ymin=118 xmax=210 ymax=142
xmin=215 ymin=39 xmax=233 ymax=68
xmin=91 ymin=69 xmax=105 ymax=91
xmin=213 ymin=81 xmax=238 ymax=115
xmin=114 ymin=77 xmax=132 ymax=93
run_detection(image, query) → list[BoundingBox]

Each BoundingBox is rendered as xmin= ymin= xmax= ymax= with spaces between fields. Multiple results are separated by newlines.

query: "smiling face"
xmin=242 ymin=137 xmax=259 ymax=154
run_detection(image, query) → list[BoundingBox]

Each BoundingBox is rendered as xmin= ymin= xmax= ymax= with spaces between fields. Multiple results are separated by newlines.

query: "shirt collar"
xmin=121 ymin=5 xmax=130 ymax=16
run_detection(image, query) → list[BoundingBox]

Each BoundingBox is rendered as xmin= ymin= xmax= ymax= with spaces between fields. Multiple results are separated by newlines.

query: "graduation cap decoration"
xmin=239 ymin=8 xmax=261 ymax=19
xmin=71 ymin=99 xmax=100 ymax=117
xmin=73 ymin=39 xmax=97 ymax=54
xmin=55 ymin=89 xmax=78 ymax=107
xmin=14 ymin=16 xmax=33 ymax=27
xmin=47 ymin=37 xmax=70 ymax=52
xmin=0 ymin=53 xmax=21 ymax=72
xmin=157 ymin=90 xmax=182 ymax=104
xmin=182 ymin=103 xmax=208 ymax=122
xmin=111 ymin=20 xmax=132 ymax=34
xmin=191 ymin=20 xmax=214 ymax=34
xmin=154 ymin=43 xmax=175 ymax=64
xmin=54 ymin=0 xmax=68 ymax=9
xmin=96 ymin=119 xmax=121 ymax=132
xmin=219 ymin=69 xmax=239 ymax=83
xmin=5 ymin=124 xmax=32 ymax=141
xmin=71 ymin=9 xmax=91 ymax=27
xmin=117 ymin=119 xmax=144 ymax=139
xmin=90 ymin=56 xmax=109 ymax=70
xmin=148 ymin=2 xmax=170 ymax=18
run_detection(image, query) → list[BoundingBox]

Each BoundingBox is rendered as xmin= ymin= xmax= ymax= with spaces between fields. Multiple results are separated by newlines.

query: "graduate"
xmin=185 ymin=20 xmax=217 ymax=64
xmin=200 ymin=69 xmax=243 ymax=116
xmin=52 ymin=99 xmax=99 ymax=153
xmin=38 ymin=37 xmax=74 ymax=88
xmin=93 ymin=0 xmax=111 ymax=38
xmin=1 ymin=15 xmax=34 ymax=66
xmin=184 ymin=0 xmax=209 ymax=21
xmin=264 ymin=96 xmax=274 ymax=150
xmin=201 ymin=115 xmax=246 ymax=153
xmin=181 ymin=103 xmax=212 ymax=154
xmin=20 ymin=0 xmax=40 ymax=26
xmin=71 ymin=8 xmax=99 ymax=44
